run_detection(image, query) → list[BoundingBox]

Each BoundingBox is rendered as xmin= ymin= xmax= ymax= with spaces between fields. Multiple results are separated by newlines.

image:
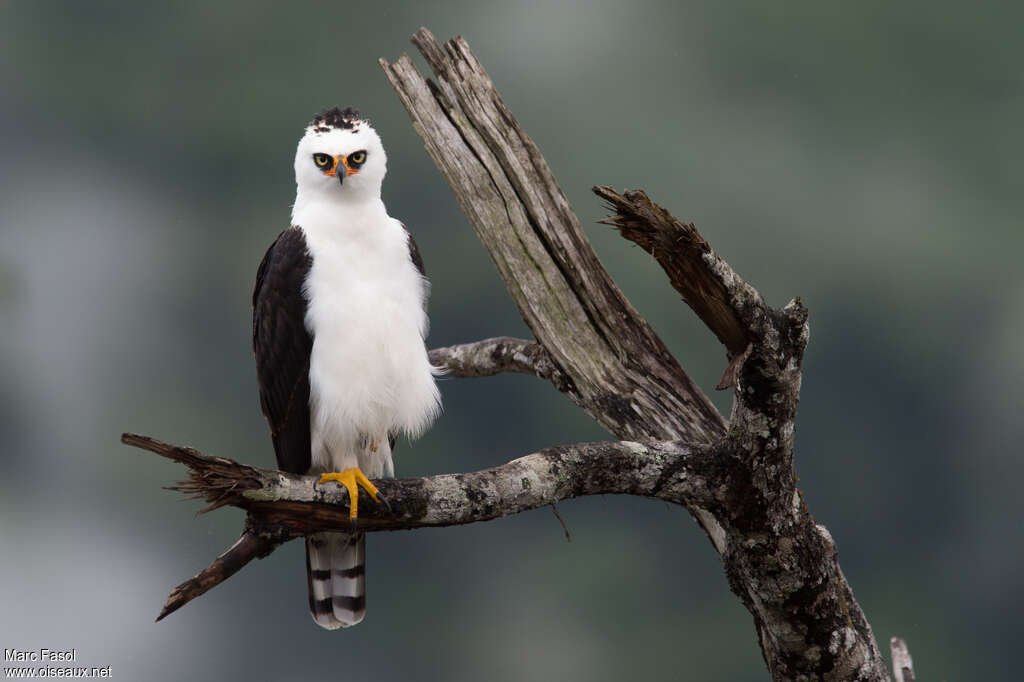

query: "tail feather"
xmin=331 ymin=533 xmax=366 ymax=622
xmin=306 ymin=532 xmax=366 ymax=629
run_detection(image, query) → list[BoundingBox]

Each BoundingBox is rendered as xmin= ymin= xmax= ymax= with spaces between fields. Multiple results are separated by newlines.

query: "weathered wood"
xmin=127 ymin=432 xmax=710 ymax=530
xmin=594 ymin=186 xmax=756 ymax=356
xmin=381 ymin=30 xmax=725 ymax=445
xmin=890 ymin=638 xmax=916 ymax=682
xmin=596 ymin=193 xmax=886 ymax=680
xmin=125 ymin=432 xmax=713 ymax=617
xmin=156 ymin=531 xmax=278 ymax=622
xmin=428 ymin=336 xmax=572 ymax=393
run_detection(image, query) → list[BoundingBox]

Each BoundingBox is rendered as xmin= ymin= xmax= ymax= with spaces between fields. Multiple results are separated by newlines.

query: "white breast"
xmin=297 ymin=200 xmax=440 ymax=475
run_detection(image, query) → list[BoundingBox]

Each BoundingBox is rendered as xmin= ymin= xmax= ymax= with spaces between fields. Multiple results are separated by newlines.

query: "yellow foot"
xmin=318 ymin=468 xmax=381 ymax=520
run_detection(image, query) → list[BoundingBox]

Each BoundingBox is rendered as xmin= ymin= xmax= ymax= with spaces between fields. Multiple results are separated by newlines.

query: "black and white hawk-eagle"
xmin=252 ymin=108 xmax=441 ymax=629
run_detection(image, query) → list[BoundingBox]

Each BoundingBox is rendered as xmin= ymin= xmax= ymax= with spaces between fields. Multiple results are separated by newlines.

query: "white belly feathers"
xmin=297 ymin=204 xmax=440 ymax=475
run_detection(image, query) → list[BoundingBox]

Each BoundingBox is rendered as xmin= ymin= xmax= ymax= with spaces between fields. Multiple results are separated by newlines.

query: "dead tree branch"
xmin=594 ymin=186 xmax=757 ymax=356
xmin=890 ymin=638 xmax=916 ymax=682
xmin=124 ymin=432 xmax=711 ymax=620
xmin=428 ymin=336 xmax=572 ymax=392
xmin=127 ymin=433 xmax=709 ymax=530
xmin=157 ymin=531 xmax=280 ymax=622
xmin=131 ymin=26 xmax=906 ymax=682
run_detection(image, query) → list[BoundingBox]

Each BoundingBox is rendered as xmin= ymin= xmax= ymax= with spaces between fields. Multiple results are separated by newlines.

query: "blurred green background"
xmin=1 ymin=1 xmax=1021 ymax=680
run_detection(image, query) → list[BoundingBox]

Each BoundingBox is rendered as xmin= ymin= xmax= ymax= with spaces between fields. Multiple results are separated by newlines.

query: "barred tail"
xmin=306 ymin=532 xmax=366 ymax=629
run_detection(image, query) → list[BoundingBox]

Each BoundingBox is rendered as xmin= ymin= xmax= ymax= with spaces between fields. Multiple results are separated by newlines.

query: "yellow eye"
xmin=348 ymin=150 xmax=367 ymax=165
xmin=312 ymin=153 xmax=332 ymax=168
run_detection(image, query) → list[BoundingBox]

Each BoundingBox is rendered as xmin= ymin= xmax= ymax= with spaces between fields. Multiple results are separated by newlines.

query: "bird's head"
xmin=294 ymin=107 xmax=387 ymax=202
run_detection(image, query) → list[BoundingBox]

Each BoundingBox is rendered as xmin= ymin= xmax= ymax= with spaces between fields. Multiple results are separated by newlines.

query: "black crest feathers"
xmin=310 ymin=107 xmax=360 ymax=133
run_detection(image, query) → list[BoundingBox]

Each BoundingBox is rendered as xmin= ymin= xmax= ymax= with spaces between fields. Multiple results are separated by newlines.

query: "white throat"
xmin=292 ymin=188 xmax=385 ymax=229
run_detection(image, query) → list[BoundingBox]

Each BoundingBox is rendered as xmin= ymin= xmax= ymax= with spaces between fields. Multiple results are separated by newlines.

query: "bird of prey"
xmin=252 ymin=107 xmax=441 ymax=629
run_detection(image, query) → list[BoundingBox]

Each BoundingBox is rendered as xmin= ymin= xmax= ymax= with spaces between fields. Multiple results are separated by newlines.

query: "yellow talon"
xmin=318 ymin=468 xmax=381 ymax=520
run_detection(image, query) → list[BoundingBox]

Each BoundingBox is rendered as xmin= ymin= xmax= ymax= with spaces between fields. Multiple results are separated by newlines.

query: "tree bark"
xmin=428 ymin=336 xmax=572 ymax=393
xmin=126 ymin=432 xmax=711 ymax=532
xmin=124 ymin=432 xmax=713 ymax=622
xmin=125 ymin=26 xmax=913 ymax=682
xmin=890 ymin=638 xmax=916 ymax=682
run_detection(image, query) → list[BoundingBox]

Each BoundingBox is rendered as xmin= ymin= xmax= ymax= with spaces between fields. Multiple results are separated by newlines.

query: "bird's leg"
xmin=318 ymin=469 xmax=382 ymax=523
xmin=363 ymin=436 xmax=390 ymax=510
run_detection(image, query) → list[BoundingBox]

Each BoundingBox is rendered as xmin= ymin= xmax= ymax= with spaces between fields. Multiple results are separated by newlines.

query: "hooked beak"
xmin=334 ymin=155 xmax=359 ymax=186
xmin=336 ymin=155 xmax=347 ymax=186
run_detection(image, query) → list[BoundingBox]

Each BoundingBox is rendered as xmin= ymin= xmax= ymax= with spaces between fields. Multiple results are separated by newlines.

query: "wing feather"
xmin=253 ymin=227 xmax=313 ymax=474
xmin=403 ymin=223 xmax=426 ymax=278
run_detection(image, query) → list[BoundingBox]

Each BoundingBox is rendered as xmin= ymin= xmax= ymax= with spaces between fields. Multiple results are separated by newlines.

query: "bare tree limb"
xmin=123 ymin=433 xmax=262 ymax=512
xmin=594 ymin=186 xmax=760 ymax=356
xmin=156 ymin=531 xmax=280 ymax=622
xmin=428 ymin=336 xmax=572 ymax=392
xmin=594 ymin=185 xmax=799 ymax=394
xmin=125 ymin=432 xmax=712 ymax=618
xmin=890 ymin=638 xmax=916 ymax=682
xmin=127 ymin=432 xmax=711 ymax=529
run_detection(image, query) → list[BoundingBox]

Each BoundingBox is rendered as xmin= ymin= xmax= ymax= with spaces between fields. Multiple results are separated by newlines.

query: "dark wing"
xmin=403 ymin=223 xmax=426 ymax=278
xmin=390 ymin=225 xmax=428 ymax=457
xmin=253 ymin=226 xmax=314 ymax=474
